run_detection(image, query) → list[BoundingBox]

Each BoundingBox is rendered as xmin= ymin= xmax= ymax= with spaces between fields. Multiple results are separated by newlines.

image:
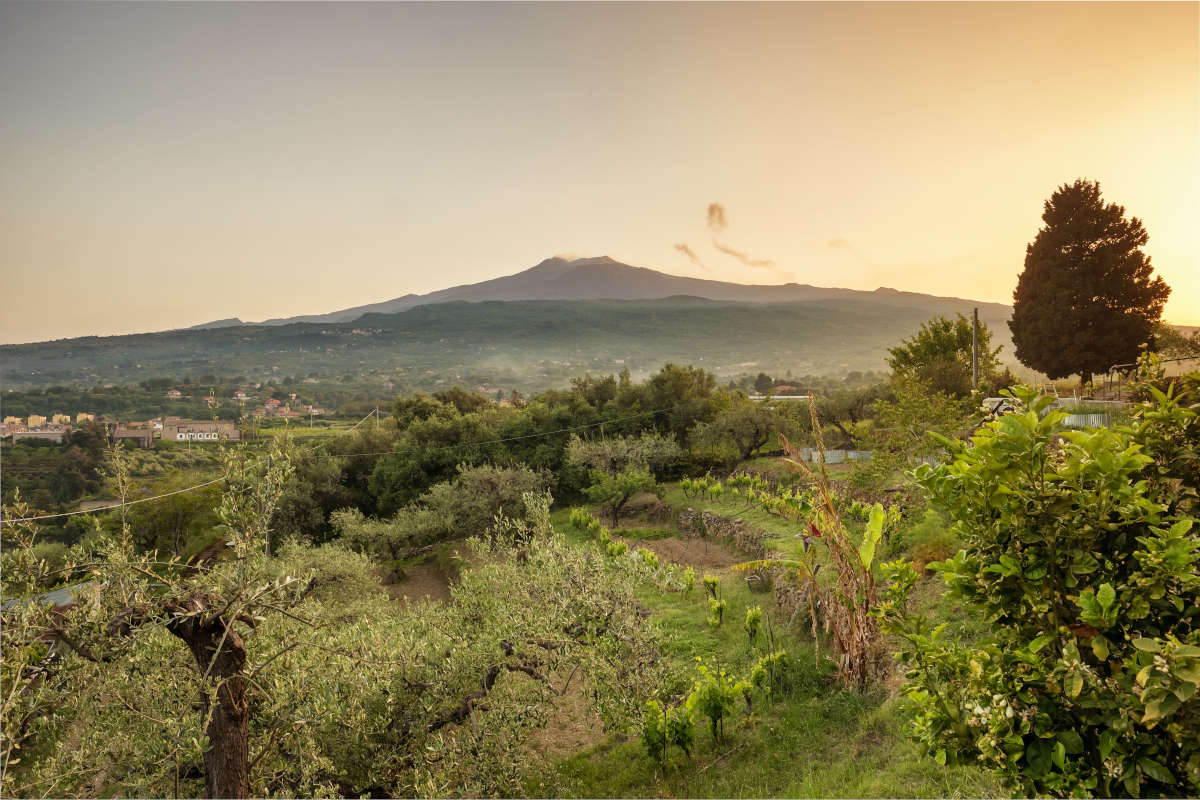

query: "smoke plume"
xmin=704 ymin=202 xmax=789 ymax=279
xmin=706 ymin=203 xmax=728 ymax=234
xmin=674 ymin=243 xmax=711 ymax=272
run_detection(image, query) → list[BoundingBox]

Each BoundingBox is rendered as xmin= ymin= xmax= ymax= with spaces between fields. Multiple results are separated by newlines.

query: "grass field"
xmin=529 ymin=489 xmax=1005 ymax=798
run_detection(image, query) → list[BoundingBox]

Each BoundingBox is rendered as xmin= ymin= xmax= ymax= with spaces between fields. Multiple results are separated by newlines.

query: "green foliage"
xmin=566 ymin=432 xmax=681 ymax=477
xmin=271 ymin=445 xmax=354 ymax=543
xmin=0 ymin=423 xmax=108 ymax=513
xmin=749 ymin=650 xmax=792 ymax=695
xmin=606 ymin=540 xmax=628 ymax=557
xmin=744 ymin=605 xmax=763 ymax=644
xmin=7 ymin=491 xmax=667 ymax=798
xmin=665 ymin=704 xmax=695 ymax=759
xmin=689 ymin=396 xmax=798 ymax=464
xmin=884 ymin=382 xmax=1200 ymax=797
xmin=887 ymin=314 xmax=1006 ymax=398
xmin=1010 ymin=179 xmax=1171 ymax=384
xmin=686 ymin=661 xmax=741 ymax=743
xmin=568 ymin=506 xmax=593 ymax=531
xmin=641 ymin=700 xmax=668 ymax=764
xmin=337 ymin=463 xmax=550 ymax=561
xmin=682 ymin=565 xmax=696 ymax=597
xmin=582 ymin=466 xmax=658 ymax=528
xmin=636 ymin=547 xmax=660 ymax=570
xmin=702 ymin=574 xmax=720 ymax=599
xmin=892 ymin=507 xmax=960 ymax=569
xmin=707 ymin=597 xmax=727 ymax=630
xmin=368 ymin=407 xmax=507 ymax=514
xmin=852 ymin=376 xmax=976 ymax=491
xmin=1152 ymin=322 xmax=1200 ymax=359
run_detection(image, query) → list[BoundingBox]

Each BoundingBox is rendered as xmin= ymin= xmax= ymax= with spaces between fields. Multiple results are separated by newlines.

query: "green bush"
xmin=641 ymin=699 xmax=667 ymax=764
xmin=706 ymin=597 xmax=727 ymax=630
xmin=749 ymin=650 xmax=791 ymax=695
xmin=636 ymin=547 xmax=659 ymax=569
xmin=666 ymin=704 xmax=695 ymax=758
xmin=686 ymin=662 xmax=739 ymax=743
xmin=894 ymin=507 xmax=960 ymax=571
xmin=744 ymin=605 xmax=763 ymax=644
xmin=883 ymin=384 xmax=1200 ymax=797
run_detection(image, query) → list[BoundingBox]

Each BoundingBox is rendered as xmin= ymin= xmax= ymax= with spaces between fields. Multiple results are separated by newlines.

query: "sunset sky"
xmin=1 ymin=1 xmax=1196 ymax=344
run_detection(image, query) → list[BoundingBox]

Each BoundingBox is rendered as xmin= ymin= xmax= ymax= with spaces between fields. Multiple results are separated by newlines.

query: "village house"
xmin=51 ymin=413 xmax=72 ymax=425
xmin=161 ymin=417 xmax=240 ymax=442
xmin=165 ymin=389 xmax=183 ymax=400
xmin=27 ymin=414 xmax=47 ymax=428
xmin=111 ymin=422 xmax=154 ymax=448
xmin=76 ymin=412 xmax=96 ymax=423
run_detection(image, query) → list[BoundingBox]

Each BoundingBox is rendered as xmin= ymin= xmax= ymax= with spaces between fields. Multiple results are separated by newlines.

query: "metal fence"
xmin=791 ymin=447 xmax=873 ymax=464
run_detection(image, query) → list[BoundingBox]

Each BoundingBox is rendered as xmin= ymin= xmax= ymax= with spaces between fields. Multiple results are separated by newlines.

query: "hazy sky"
xmin=1 ymin=1 xmax=1196 ymax=344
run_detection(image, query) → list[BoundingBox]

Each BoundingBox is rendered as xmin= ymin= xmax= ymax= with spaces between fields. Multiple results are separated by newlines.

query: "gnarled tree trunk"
xmin=165 ymin=600 xmax=251 ymax=799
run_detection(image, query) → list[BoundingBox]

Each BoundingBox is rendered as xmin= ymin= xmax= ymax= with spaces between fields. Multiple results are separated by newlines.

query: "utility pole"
xmin=971 ymin=307 xmax=980 ymax=393
xmin=264 ymin=454 xmax=273 ymax=558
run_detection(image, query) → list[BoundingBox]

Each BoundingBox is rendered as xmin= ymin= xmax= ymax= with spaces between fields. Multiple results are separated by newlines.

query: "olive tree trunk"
xmin=167 ymin=607 xmax=251 ymax=799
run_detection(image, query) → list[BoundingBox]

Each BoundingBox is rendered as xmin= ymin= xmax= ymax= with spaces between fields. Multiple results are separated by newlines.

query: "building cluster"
xmin=164 ymin=388 xmax=326 ymax=420
xmin=1 ymin=414 xmax=240 ymax=446
xmin=2 ymin=412 xmax=96 ymax=443
xmin=246 ymin=394 xmax=326 ymax=420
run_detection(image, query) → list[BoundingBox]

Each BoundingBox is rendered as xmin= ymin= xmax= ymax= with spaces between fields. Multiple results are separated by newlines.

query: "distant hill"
xmin=2 ymin=293 xmax=1014 ymax=392
xmin=186 ymin=318 xmax=244 ymax=330
xmin=196 ymin=255 xmax=1007 ymax=327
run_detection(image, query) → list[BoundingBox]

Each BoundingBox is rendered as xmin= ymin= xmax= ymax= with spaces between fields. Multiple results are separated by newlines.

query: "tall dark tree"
xmin=1009 ymin=179 xmax=1170 ymax=386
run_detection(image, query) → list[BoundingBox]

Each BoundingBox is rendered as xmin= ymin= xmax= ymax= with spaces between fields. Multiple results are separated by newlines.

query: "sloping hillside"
xmin=3 ymin=296 xmax=1013 ymax=391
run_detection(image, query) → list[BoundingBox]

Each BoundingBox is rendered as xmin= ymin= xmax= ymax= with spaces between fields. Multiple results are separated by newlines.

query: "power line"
xmin=2 ymin=477 xmax=226 ymax=525
xmin=320 ymin=407 xmax=671 ymax=459
xmin=1 ymin=407 xmax=674 ymax=526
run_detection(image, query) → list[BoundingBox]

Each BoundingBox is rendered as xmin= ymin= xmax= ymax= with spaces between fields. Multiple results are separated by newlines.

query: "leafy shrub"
xmin=744 ymin=605 xmax=763 ymax=644
xmin=569 ymin=506 xmax=604 ymax=537
xmin=894 ymin=508 xmax=960 ymax=571
xmin=606 ymin=541 xmax=628 ymax=558
xmin=749 ymin=650 xmax=791 ymax=694
xmin=883 ymin=384 xmax=1200 ymax=797
xmin=686 ymin=662 xmax=740 ymax=743
xmin=335 ymin=464 xmax=551 ymax=561
xmin=666 ymin=704 xmax=695 ymax=758
xmin=568 ymin=506 xmax=592 ymax=531
xmin=706 ymin=597 xmax=727 ymax=630
xmin=682 ymin=566 xmax=696 ymax=597
xmin=641 ymin=699 xmax=667 ymax=764
xmin=702 ymin=574 xmax=720 ymax=599
xmin=636 ymin=547 xmax=659 ymax=569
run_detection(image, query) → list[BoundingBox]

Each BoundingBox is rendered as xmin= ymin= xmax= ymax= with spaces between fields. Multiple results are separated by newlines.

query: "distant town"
xmin=0 ymin=388 xmax=326 ymax=445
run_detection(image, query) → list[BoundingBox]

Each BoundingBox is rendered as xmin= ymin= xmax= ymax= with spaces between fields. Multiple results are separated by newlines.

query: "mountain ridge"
xmin=192 ymin=255 xmax=1012 ymax=329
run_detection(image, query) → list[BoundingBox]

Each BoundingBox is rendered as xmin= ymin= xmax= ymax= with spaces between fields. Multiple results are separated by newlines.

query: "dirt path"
xmin=624 ymin=535 xmax=743 ymax=569
xmin=384 ymin=561 xmax=452 ymax=603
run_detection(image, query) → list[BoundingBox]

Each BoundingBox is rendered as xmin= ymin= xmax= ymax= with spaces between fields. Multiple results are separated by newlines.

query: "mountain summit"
xmin=210 ymin=256 xmax=1002 ymax=328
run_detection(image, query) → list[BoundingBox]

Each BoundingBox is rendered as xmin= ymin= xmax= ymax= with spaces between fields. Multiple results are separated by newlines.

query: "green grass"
xmin=538 ymin=489 xmax=1007 ymax=798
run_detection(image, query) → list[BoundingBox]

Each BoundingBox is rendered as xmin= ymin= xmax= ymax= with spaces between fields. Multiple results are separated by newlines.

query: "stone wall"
xmin=677 ymin=508 xmax=767 ymax=559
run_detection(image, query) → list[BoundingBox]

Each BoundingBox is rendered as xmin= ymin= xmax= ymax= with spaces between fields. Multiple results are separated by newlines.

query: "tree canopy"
xmin=1009 ymin=179 xmax=1171 ymax=384
xmin=887 ymin=314 xmax=1005 ymax=397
